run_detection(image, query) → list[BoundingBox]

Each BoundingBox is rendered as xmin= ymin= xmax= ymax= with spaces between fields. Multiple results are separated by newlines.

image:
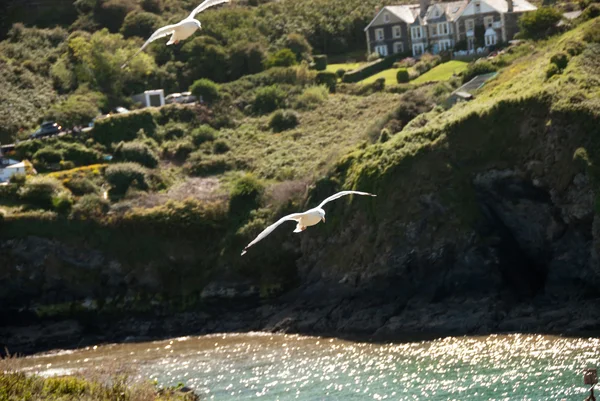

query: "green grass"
xmin=412 ymin=61 xmax=469 ymax=84
xmin=326 ymin=63 xmax=363 ymax=74
xmin=360 ymin=67 xmax=405 ymax=85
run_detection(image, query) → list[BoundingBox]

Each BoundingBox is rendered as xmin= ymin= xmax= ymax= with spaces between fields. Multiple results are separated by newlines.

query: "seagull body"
xmin=121 ymin=0 xmax=229 ymax=68
xmin=241 ymin=191 xmax=376 ymax=256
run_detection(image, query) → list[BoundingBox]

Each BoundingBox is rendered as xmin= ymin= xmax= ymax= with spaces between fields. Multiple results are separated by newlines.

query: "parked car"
xmin=30 ymin=121 xmax=62 ymax=139
xmin=165 ymin=93 xmax=183 ymax=104
xmin=181 ymin=91 xmax=197 ymax=103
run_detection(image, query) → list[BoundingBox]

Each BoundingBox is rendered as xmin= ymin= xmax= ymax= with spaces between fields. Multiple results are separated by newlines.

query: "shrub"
xmin=229 ymin=41 xmax=266 ymax=79
xmin=71 ymin=194 xmax=110 ymax=219
xmin=141 ymin=0 xmax=162 ymax=13
xmin=229 ymin=173 xmax=264 ymax=220
xmin=159 ymin=122 xmax=187 ymax=140
xmin=564 ymin=40 xmax=586 ymax=56
xmin=9 ymin=173 xmax=27 ymax=186
xmin=191 ymin=125 xmax=217 ymax=145
xmin=397 ymin=68 xmax=410 ymax=83
xmin=105 ymin=163 xmax=148 ymax=195
xmin=33 ymin=148 xmax=63 ymax=165
xmin=92 ymin=110 xmax=156 ymax=147
xmin=265 ymin=48 xmax=298 ymax=68
xmin=114 ymin=141 xmax=159 ymax=168
xmin=213 ymin=139 xmax=231 ymax=154
xmin=120 ymin=10 xmax=161 ymax=38
xmin=63 ymin=177 xmax=100 ymax=196
xmin=293 ymin=85 xmax=328 ymax=109
xmin=373 ymin=78 xmax=386 ymax=92
xmin=315 ymin=71 xmax=337 ymax=92
xmin=252 ymin=85 xmax=286 ymax=114
xmin=336 ymin=68 xmax=346 ymax=78
xmin=185 ymin=154 xmax=234 ymax=176
xmin=580 ymin=3 xmax=600 ymax=22
xmin=45 ymin=93 xmax=103 ymax=128
xmin=546 ymin=63 xmax=561 ymax=78
xmin=518 ymin=7 xmax=562 ymax=39
xmin=313 ymin=55 xmax=327 ymax=71
xmin=161 ymin=139 xmax=195 ymax=162
xmin=583 ymin=18 xmax=600 ymax=43
xmin=550 ymin=52 xmax=569 ymax=69
xmin=462 ymin=61 xmax=497 ymax=83
xmin=61 ymin=143 xmax=103 ymax=166
xmin=52 ymin=194 xmax=73 ymax=214
xmin=190 ymin=78 xmax=221 ymax=104
xmin=379 ymin=128 xmax=390 ymax=143
xmin=269 ymin=110 xmax=300 ymax=132
xmin=95 ymin=0 xmax=137 ymax=32
xmin=19 ymin=176 xmax=65 ymax=209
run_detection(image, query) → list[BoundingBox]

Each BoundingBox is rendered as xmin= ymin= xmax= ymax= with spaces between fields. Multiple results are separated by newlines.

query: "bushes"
xmin=546 ymin=63 xmax=561 ymax=79
xmin=269 ymin=110 xmax=300 ymax=132
xmin=285 ymin=33 xmax=312 ymax=62
xmin=45 ymin=92 xmax=103 ymax=128
xmin=105 ymin=163 xmax=148 ymax=195
xmin=185 ymin=154 xmax=234 ymax=176
xmin=336 ymin=68 xmax=346 ymax=78
xmin=161 ymin=139 xmax=195 ymax=162
xmin=564 ymin=40 xmax=586 ymax=56
xmin=462 ymin=61 xmax=497 ymax=83
xmin=229 ymin=41 xmax=266 ymax=79
xmin=252 ymin=85 xmax=286 ymax=114
xmin=213 ymin=139 xmax=231 ymax=154
xmin=583 ymin=18 xmax=600 ymax=43
xmin=265 ymin=48 xmax=297 ymax=68
xmin=315 ymin=71 xmax=337 ymax=92
xmin=550 ymin=52 xmax=569 ymax=69
xmin=518 ymin=7 xmax=562 ymax=39
xmin=190 ymin=78 xmax=221 ymax=104
xmin=342 ymin=53 xmax=403 ymax=83
xmin=120 ymin=10 xmax=162 ymax=38
xmin=63 ymin=177 xmax=100 ymax=196
xmin=397 ymin=68 xmax=410 ymax=83
xmin=92 ymin=110 xmax=156 ymax=147
xmin=313 ymin=55 xmax=327 ymax=71
xmin=191 ymin=125 xmax=217 ymax=145
xmin=71 ymin=194 xmax=110 ymax=219
xmin=293 ymin=85 xmax=328 ymax=109
xmin=114 ymin=141 xmax=159 ymax=168
xmin=33 ymin=148 xmax=63 ymax=165
xmin=229 ymin=173 xmax=264 ymax=220
xmin=18 ymin=176 xmax=65 ymax=209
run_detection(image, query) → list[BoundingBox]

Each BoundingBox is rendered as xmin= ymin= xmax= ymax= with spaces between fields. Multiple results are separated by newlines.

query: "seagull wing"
xmin=188 ymin=0 xmax=230 ymax=19
xmin=317 ymin=191 xmax=376 ymax=209
xmin=121 ymin=24 xmax=178 ymax=69
xmin=241 ymin=212 xmax=304 ymax=255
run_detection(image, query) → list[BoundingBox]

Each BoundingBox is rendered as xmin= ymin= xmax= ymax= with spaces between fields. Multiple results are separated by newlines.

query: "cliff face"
xmin=2 ymin=20 xmax=600 ymax=353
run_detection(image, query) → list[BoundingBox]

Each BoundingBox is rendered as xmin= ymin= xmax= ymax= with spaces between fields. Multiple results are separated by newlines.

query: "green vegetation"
xmin=269 ymin=110 xmax=300 ymax=132
xmin=396 ymin=68 xmax=410 ymax=83
xmin=518 ymin=7 xmax=563 ymax=39
xmin=412 ymin=61 xmax=468 ymax=84
xmin=326 ymin=62 xmax=362 ymax=74
xmin=190 ymin=78 xmax=221 ymax=104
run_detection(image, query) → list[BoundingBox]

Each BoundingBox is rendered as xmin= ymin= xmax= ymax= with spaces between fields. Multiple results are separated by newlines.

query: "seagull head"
xmin=317 ymin=208 xmax=325 ymax=223
xmin=192 ymin=19 xmax=202 ymax=29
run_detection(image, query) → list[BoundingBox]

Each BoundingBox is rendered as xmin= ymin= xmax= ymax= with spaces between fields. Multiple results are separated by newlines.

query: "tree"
xmin=253 ymin=85 xmax=286 ymax=114
xmin=518 ymin=7 xmax=562 ymax=39
xmin=397 ymin=68 xmax=409 ymax=83
xmin=45 ymin=92 xmax=104 ymax=128
xmin=265 ymin=48 xmax=297 ymax=69
xmin=228 ymin=41 xmax=266 ymax=80
xmin=120 ymin=11 xmax=162 ymax=39
xmin=190 ymin=78 xmax=221 ymax=104
xmin=284 ymin=33 xmax=312 ymax=62
xmin=181 ymin=36 xmax=229 ymax=82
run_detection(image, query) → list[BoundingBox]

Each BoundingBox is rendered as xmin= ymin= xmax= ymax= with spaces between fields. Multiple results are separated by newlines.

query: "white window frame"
xmin=393 ymin=25 xmax=402 ymax=38
xmin=411 ymin=26 xmax=423 ymax=39
xmin=438 ymin=39 xmax=452 ymax=51
xmin=393 ymin=41 xmax=404 ymax=53
xmin=430 ymin=25 xmax=438 ymax=37
xmin=465 ymin=19 xmax=475 ymax=31
xmin=485 ymin=33 xmax=497 ymax=46
xmin=438 ymin=22 xmax=449 ymax=35
xmin=484 ymin=16 xmax=494 ymax=28
xmin=412 ymin=43 xmax=425 ymax=56
xmin=374 ymin=44 xmax=389 ymax=56
xmin=375 ymin=28 xmax=384 ymax=41
xmin=383 ymin=13 xmax=390 ymax=23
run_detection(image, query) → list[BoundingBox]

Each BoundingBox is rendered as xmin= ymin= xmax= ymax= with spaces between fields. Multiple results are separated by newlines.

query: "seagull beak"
xmin=321 ymin=217 xmax=326 ymax=223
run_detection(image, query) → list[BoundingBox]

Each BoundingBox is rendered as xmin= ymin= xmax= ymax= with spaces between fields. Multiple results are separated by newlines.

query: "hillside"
xmin=1 ymin=0 xmax=600 ymax=352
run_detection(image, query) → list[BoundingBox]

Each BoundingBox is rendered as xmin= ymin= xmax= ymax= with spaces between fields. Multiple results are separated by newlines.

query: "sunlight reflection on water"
xmin=21 ymin=332 xmax=600 ymax=400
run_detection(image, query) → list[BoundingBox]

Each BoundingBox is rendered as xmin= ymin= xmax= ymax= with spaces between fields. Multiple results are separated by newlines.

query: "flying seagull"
xmin=241 ymin=191 xmax=376 ymax=256
xmin=121 ymin=0 xmax=230 ymax=68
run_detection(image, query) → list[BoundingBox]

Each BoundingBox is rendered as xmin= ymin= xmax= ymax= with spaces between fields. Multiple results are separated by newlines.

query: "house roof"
xmin=424 ymin=1 xmax=469 ymax=22
xmin=482 ymin=0 xmax=537 ymax=13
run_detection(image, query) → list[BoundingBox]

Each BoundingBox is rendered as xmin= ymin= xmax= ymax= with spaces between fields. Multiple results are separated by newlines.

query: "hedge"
xmin=92 ymin=110 xmax=156 ymax=147
xmin=342 ymin=53 xmax=405 ymax=83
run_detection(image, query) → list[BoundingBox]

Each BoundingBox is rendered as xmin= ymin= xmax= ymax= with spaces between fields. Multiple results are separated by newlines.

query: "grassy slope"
xmin=311 ymin=19 xmax=600 ymax=276
xmin=412 ymin=60 xmax=469 ymax=84
xmin=326 ymin=62 xmax=363 ymax=73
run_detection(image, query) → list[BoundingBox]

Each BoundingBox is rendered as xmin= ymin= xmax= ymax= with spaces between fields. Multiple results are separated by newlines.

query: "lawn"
xmin=412 ymin=61 xmax=468 ymax=84
xmin=326 ymin=62 xmax=363 ymax=74
xmin=360 ymin=67 xmax=407 ymax=85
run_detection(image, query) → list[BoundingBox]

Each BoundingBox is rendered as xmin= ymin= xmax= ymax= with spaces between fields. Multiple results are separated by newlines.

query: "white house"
xmin=0 ymin=159 xmax=28 ymax=183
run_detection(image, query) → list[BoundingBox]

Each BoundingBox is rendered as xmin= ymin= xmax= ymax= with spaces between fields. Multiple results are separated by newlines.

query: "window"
xmin=465 ymin=19 xmax=475 ymax=31
xmin=412 ymin=43 xmax=425 ymax=56
xmin=439 ymin=40 xmax=452 ymax=51
xmin=475 ymin=2 xmax=481 ymax=12
xmin=411 ymin=26 xmax=422 ymax=39
xmin=393 ymin=25 xmax=402 ymax=38
xmin=393 ymin=42 xmax=404 ymax=53
xmin=430 ymin=25 xmax=438 ymax=36
xmin=383 ymin=13 xmax=390 ymax=23
xmin=484 ymin=16 xmax=494 ymax=28
xmin=374 ymin=45 xmax=388 ymax=56
xmin=438 ymin=22 xmax=449 ymax=35
xmin=375 ymin=28 xmax=384 ymax=41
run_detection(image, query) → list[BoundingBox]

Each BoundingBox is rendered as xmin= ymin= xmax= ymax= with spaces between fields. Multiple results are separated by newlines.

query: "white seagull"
xmin=121 ymin=0 xmax=230 ymax=68
xmin=241 ymin=191 xmax=376 ymax=256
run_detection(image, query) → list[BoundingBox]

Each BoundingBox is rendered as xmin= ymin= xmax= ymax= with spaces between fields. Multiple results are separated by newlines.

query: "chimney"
xmin=507 ymin=0 xmax=514 ymax=12
xmin=420 ymin=0 xmax=431 ymax=16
